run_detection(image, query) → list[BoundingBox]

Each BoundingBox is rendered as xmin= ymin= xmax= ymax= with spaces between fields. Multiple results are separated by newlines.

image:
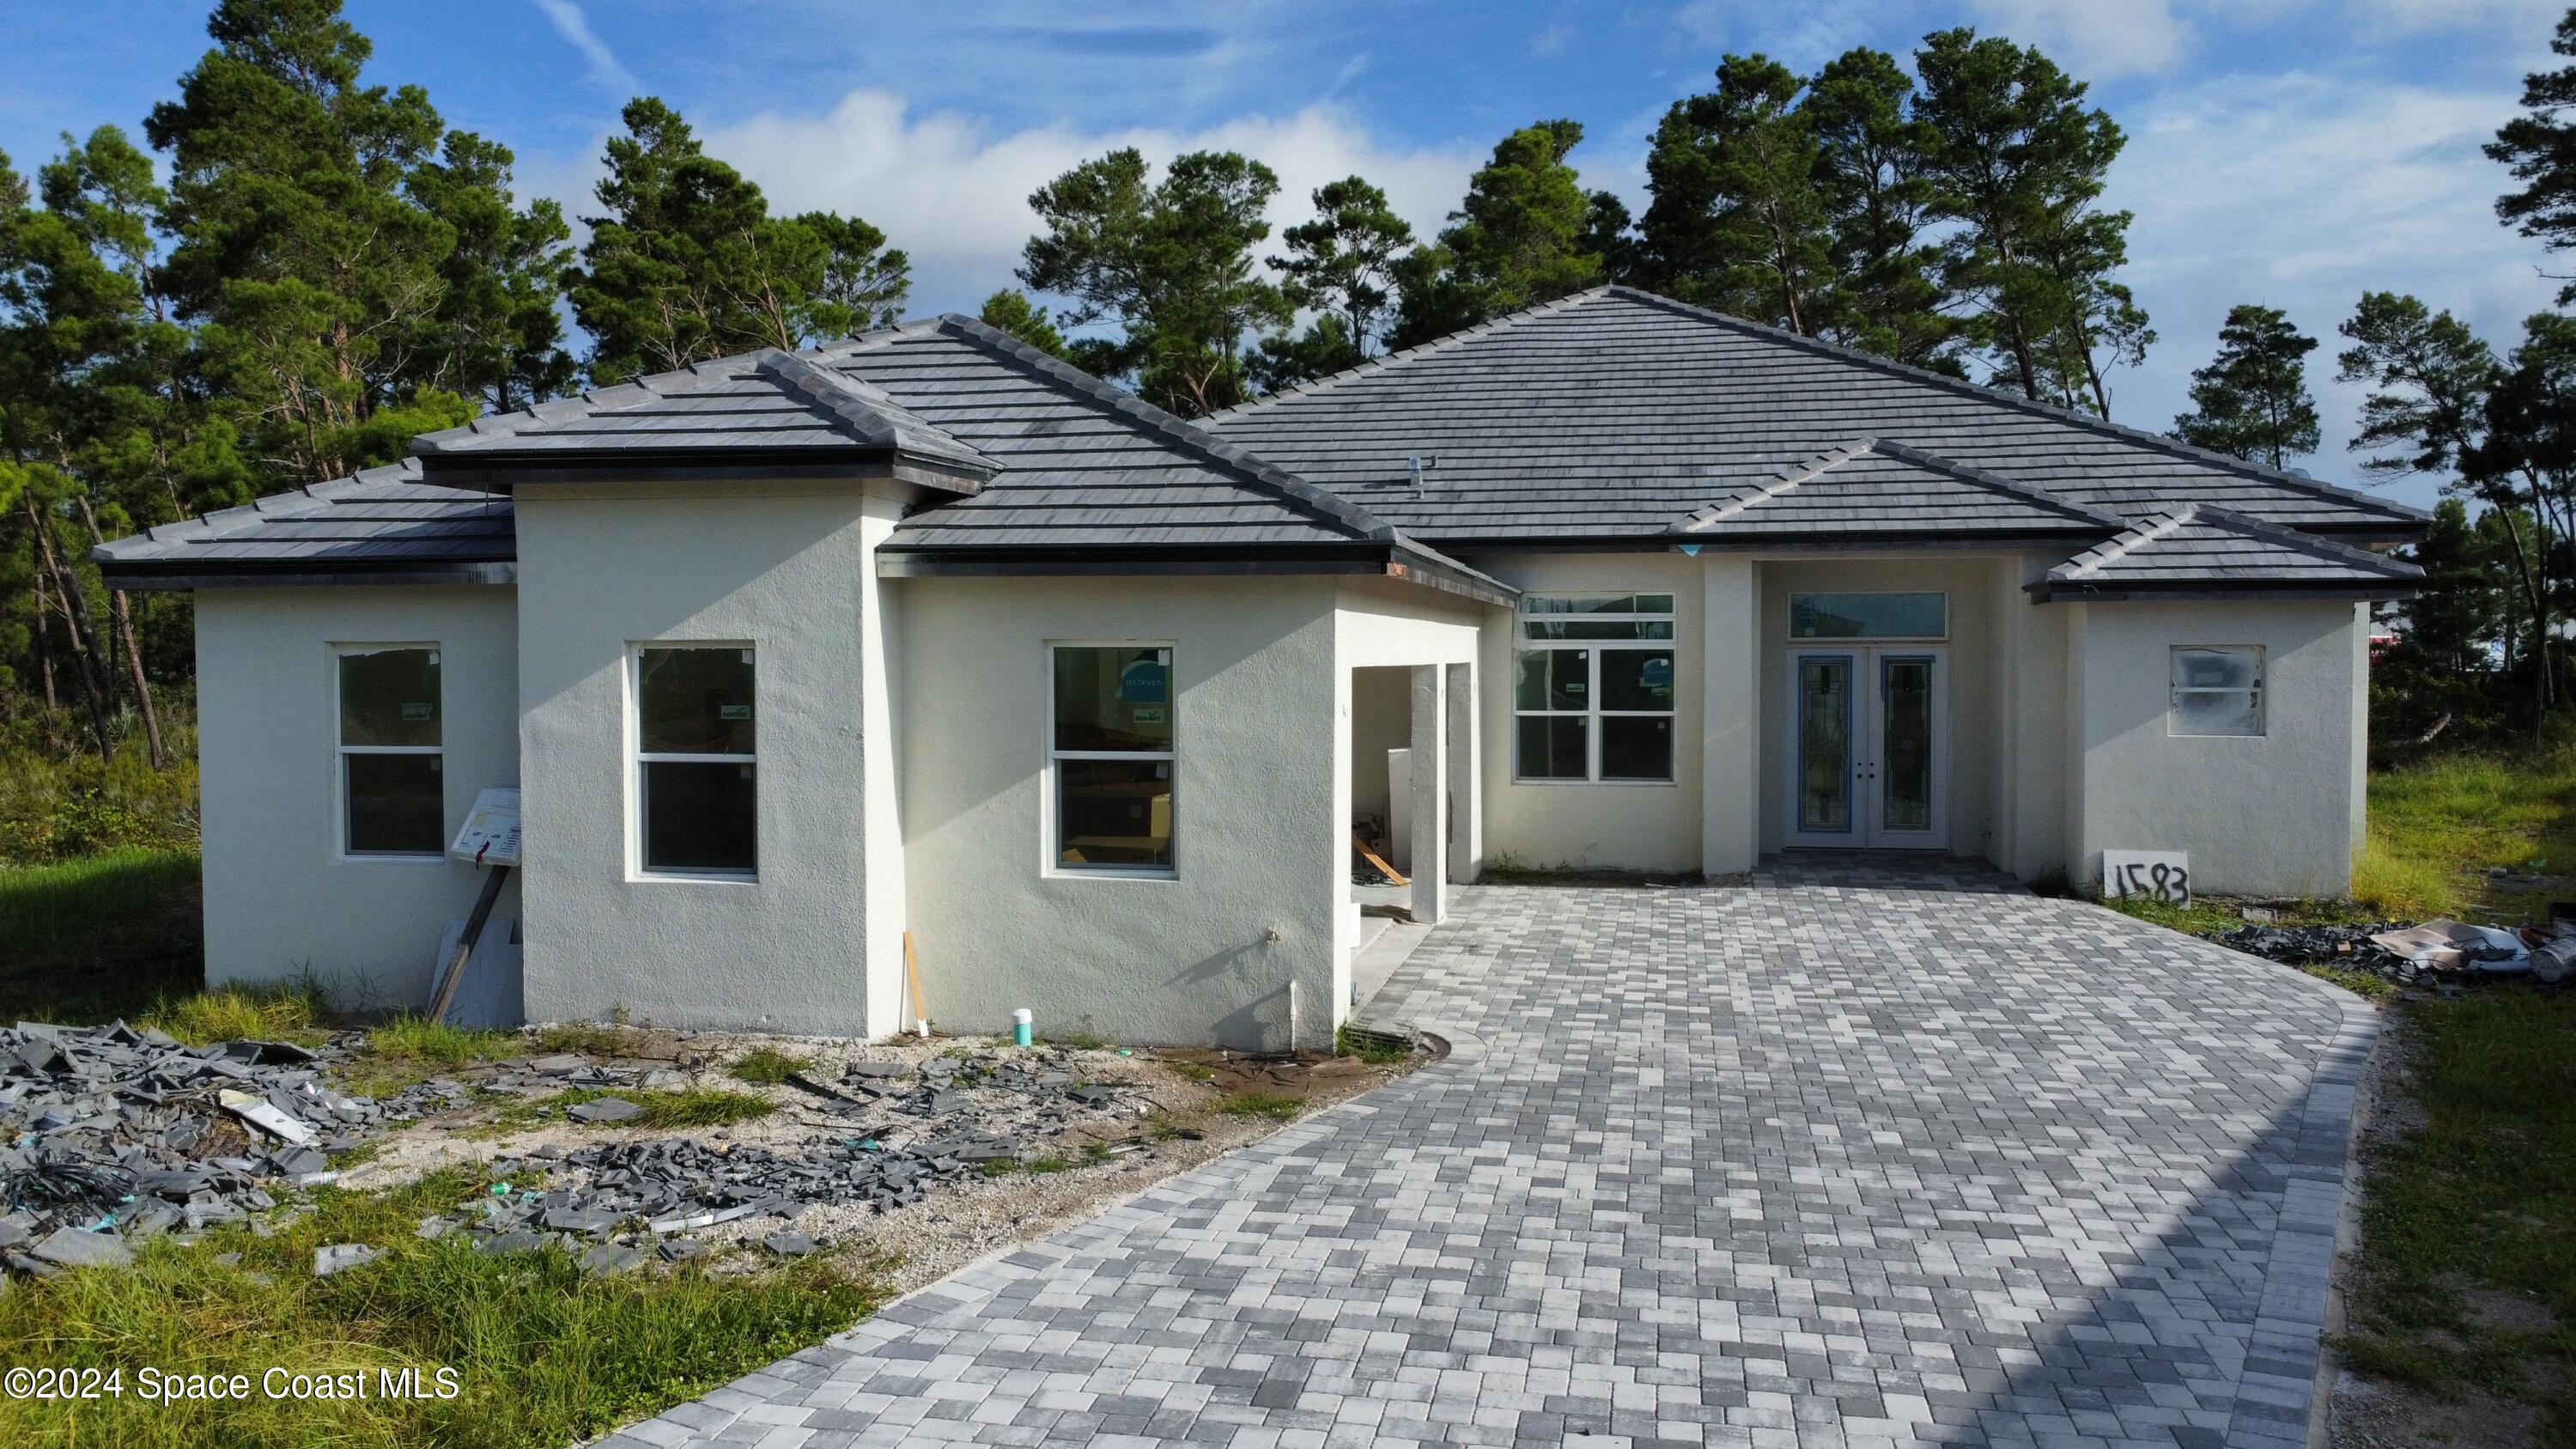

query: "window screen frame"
xmin=2168 ymin=644 xmax=2267 ymax=738
xmin=629 ymin=642 xmax=760 ymax=881
xmin=334 ymin=642 xmax=446 ymax=861
xmin=1046 ymin=641 xmax=1180 ymax=879
xmin=1511 ymin=594 xmax=1679 ymax=786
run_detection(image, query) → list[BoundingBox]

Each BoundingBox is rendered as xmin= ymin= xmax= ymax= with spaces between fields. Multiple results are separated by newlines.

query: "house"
xmin=96 ymin=287 xmax=2424 ymax=1049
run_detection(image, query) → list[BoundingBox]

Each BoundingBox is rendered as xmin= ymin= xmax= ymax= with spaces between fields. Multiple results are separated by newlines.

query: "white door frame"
xmin=1782 ymin=645 xmax=1949 ymax=850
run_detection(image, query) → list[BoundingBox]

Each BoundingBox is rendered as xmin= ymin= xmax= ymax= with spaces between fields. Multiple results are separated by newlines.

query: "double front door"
xmin=1785 ymin=647 xmax=1947 ymax=849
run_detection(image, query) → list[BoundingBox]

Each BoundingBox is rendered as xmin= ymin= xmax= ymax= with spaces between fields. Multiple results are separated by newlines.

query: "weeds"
xmin=1335 ymin=1025 xmax=1413 ymax=1066
xmin=142 ymin=976 xmax=333 ymax=1046
xmin=728 ymin=1046 xmax=814 ymax=1086
xmin=1216 ymin=1092 xmax=1302 ymax=1122
xmin=492 ymin=1087 xmax=777 ymax=1133
xmin=0 ymin=846 xmax=201 ymax=1020
xmin=368 ymin=1014 xmax=512 ymax=1068
xmin=0 ymin=1166 xmax=890 ymax=1447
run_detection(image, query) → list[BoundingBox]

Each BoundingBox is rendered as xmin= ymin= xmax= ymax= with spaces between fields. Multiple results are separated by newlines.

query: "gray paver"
xmin=621 ymin=857 xmax=2372 ymax=1447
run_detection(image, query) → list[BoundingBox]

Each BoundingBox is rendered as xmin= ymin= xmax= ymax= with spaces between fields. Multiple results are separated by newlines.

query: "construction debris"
xmin=0 ymin=1020 xmax=443 ymax=1265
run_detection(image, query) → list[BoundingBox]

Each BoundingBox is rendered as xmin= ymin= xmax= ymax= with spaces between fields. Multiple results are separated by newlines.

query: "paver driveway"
xmin=611 ymin=860 xmax=2373 ymax=1449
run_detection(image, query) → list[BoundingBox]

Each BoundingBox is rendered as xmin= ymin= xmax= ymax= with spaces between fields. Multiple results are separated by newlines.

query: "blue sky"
xmin=8 ymin=0 xmax=2573 ymax=510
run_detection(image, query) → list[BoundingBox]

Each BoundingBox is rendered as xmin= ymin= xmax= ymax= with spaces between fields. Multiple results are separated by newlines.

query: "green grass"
xmin=532 ymin=1019 xmax=646 ymax=1057
xmin=978 ymin=1154 xmax=1075 ymax=1177
xmin=2365 ymin=746 xmax=2576 ymax=920
xmin=1215 ymin=1092 xmax=1303 ymax=1121
xmin=2338 ymin=988 xmax=2576 ymax=1434
xmin=0 ymin=846 xmax=202 ymax=1021
xmin=0 ymin=1166 xmax=890 ymax=1448
xmin=489 ymin=1087 xmax=778 ymax=1133
xmin=142 ymin=976 xmax=333 ymax=1047
xmin=727 ymin=1046 xmax=814 ymax=1086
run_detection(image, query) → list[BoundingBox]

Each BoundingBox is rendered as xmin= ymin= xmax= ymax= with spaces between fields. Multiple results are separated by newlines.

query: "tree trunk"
xmin=70 ymin=491 xmax=167 ymax=770
xmin=21 ymin=495 xmax=113 ymax=758
xmin=2490 ymin=502 xmax=2550 ymax=734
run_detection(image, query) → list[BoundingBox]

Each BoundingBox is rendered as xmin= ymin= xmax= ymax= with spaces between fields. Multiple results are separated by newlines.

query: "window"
xmin=338 ymin=646 xmax=444 ymax=855
xmin=1790 ymin=592 xmax=1947 ymax=640
xmin=636 ymin=646 xmax=757 ymax=875
xmin=1514 ymin=594 xmax=1676 ymax=782
xmin=2171 ymin=646 xmax=2263 ymax=737
xmin=1051 ymin=645 xmax=1176 ymax=872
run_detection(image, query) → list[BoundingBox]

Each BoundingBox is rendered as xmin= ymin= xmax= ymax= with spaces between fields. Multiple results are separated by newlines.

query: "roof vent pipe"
xmin=1407 ymin=454 xmax=1436 ymax=490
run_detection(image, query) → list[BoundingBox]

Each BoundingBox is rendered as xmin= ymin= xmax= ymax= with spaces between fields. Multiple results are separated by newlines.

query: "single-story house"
xmin=98 ymin=287 xmax=2425 ymax=1049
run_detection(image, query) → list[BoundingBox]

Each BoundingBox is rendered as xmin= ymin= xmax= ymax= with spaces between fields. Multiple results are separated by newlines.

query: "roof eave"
xmin=2026 ymin=578 xmax=2418 ymax=604
xmin=412 ymin=449 xmax=987 ymax=494
xmin=875 ymin=540 xmax=1517 ymax=606
xmin=98 ymin=560 xmax=518 ymax=591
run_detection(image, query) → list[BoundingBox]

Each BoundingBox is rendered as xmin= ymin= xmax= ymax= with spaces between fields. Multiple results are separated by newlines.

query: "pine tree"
xmin=1018 ymin=148 xmax=1291 ymax=417
xmin=977 ymin=289 xmax=1066 ymax=357
xmin=1914 ymin=28 xmax=2143 ymax=413
xmin=1804 ymin=47 xmax=1959 ymax=371
xmin=2488 ymin=7 xmax=2576 ymax=300
xmin=1637 ymin=55 xmax=1838 ymax=335
xmin=1390 ymin=120 xmax=1602 ymax=349
xmin=566 ymin=98 xmax=911 ymax=383
xmin=144 ymin=0 xmax=462 ymax=482
xmin=2170 ymin=305 xmax=2321 ymax=468
xmin=409 ymin=131 xmax=575 ymax=414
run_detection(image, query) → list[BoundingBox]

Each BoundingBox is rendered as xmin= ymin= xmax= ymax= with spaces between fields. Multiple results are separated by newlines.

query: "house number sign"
xmin=2102 ymin=849 xmax=2190 ymax=906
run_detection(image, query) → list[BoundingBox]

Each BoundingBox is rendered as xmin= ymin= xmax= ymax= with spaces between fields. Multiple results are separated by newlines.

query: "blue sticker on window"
xmin=1119 ymin=658 xmax=1169 ymax=703
xmin=1640 ymin=658 xmax=1671 ymax=689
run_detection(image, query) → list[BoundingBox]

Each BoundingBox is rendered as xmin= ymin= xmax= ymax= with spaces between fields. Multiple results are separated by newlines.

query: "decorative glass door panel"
xmin=1784 ymin=647 xmax=1947 ymax=849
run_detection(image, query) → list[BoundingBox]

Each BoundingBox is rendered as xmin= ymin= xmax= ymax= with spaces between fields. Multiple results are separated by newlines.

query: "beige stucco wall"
xmin=512 ymin=481 xmax=904 ymax=1034
xmin=193 ymin=585 xmax=521 ymax=1006
xmin=896 ymin=574 xmax=1345 ymax=1050
xmin=2067 ymin=596 xmax=2367 ymax=897
xmin=1461 ymin=551 xmax=1706 ymax=873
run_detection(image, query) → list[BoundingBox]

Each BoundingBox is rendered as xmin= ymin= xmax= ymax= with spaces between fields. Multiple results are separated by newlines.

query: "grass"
xmin=489 ymin=1087 xmax=778 ymax=1133
xmin=0 ymin=1166 xmax=891 ymax=1448
xmin=1215 ymin=1092 xmax=1303 ymax=1122
xmin=0 ymin=846 xmax=203 ymax=1021
xmin=979 ymin=1153 xmax=1076 ymax=1177
xmin=727 ymin=1045 xmax=814 ymax=1086
xmin=142 ymin=975 xmax=333 ymax=1047
xmin=2336 ymin=988 xmax=2576 ymax=1436
xmin=532 ymin=1018 xmax=647 ymax=1057
xmin=2364 ymin=746 xmax=2576 ymax=921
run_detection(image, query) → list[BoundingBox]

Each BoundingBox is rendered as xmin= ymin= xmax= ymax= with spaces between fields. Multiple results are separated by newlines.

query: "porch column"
xmin=1445 ymin=661 xmax=1479 ymax=884
xmin=1409 ymin=663 xmax=1449 ymax=922
xmin=1702 ymin=554 xmax=1760 ymax=876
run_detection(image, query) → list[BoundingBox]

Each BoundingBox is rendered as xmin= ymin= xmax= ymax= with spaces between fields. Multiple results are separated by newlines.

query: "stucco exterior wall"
xmin=193 ymin=585 xmax=521 ymax=1007
xmin=897 ymin=574 xmax=1346 ymax=1050
xmin=513 ymin=482 xmax=903 ymax=1033
xmin=1462 ymin=551 xmax=1707 ymax=873
xmin=2068 ymin=597 xmax=2367 ymax=897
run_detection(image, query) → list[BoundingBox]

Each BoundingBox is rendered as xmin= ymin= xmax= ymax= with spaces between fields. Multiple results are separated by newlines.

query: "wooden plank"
xmin=1352 ymin=831 xmax=1409 ymax=887
xmin=426 ymin=865 xmax=511 ymax=1023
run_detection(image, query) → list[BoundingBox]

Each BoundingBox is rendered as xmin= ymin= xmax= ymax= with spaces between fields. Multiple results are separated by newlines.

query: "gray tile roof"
xmin=1208 ymin=287 xmax=2427 ymax=542
xmin=93 ymin=460 xmax=514 ymax=587
xmin=1678 ymin=437 xmax=2124 ymax=542
xmin=2033 ymin=503 xmax=2422 ymax=599
xmin=829 ymin=317 xmax=1400 ymax=551
xmin=410 ymin=349 xmax=994 ymax=478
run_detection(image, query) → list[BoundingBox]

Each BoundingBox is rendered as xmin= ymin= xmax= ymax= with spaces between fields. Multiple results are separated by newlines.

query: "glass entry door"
xmin=1785 ymin=647 xmax=1947 ymax=849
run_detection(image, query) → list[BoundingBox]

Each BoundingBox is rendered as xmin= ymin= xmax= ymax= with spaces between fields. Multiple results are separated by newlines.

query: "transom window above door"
xmin=1514 ymin=594 xmax=1676 ymax=783
xmin=1790 ymin=592 xmax=1947 ymax=640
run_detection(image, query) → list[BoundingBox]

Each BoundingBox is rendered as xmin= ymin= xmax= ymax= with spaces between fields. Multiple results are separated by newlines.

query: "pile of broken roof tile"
xmin=0 ymin=1019 xmax=441 ymax=1276
xmin=414 ymin=1049 xmax=1150 ymax=1267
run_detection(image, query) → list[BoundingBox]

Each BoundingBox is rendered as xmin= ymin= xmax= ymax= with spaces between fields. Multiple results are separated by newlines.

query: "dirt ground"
xmin=333 ymin=1029 xmax=1416 ymax=1294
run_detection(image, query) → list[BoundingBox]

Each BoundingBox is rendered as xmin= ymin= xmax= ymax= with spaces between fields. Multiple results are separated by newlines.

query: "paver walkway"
xmin=609 ymin=860 xmax=2374 ymax=1448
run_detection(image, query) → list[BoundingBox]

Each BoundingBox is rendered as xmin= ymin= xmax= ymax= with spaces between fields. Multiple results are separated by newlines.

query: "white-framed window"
xmin=1049 ymin=643 xmax=1176 ymax=873
xmin=635 ymin=644 xmax=758 ymax=876
xmin=2171 ymin=646 xmax=2264 ymax=737
xmin=1789 ymin=591 xmax=1948 ymax=640
xmin=337 ymin=644 xmax=445 ymax=856
xmin=1513 ymin=594 xmax=1676 ymax=782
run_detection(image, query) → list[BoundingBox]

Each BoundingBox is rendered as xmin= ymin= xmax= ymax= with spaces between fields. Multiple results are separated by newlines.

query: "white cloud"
xmin=702 ymin=92 xmax=1483 ymax=314
xmin=2109 ymin=69 xmax=2556 ymax=502
xmin=1961 ymin=0 xmax=2188 ymax=76
xmin=1531 ymin=23 xmax=1577 ymax=58
xmin=532 ymin=0 xmax=640 ymax=94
